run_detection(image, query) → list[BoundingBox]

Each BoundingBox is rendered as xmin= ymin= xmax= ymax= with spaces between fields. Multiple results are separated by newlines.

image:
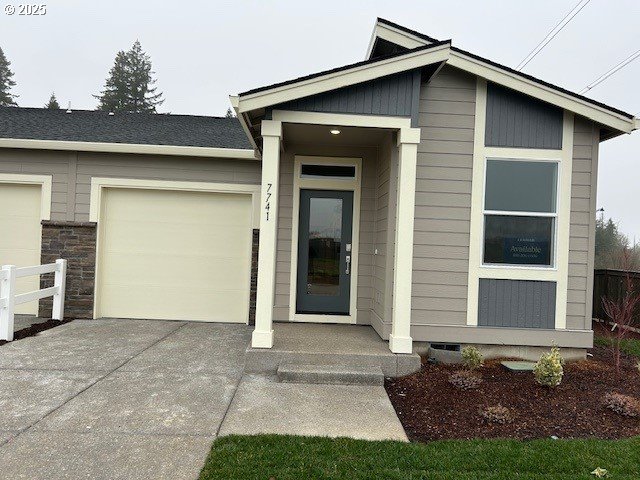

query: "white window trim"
xmin=0 ymin=173 xmax=52 ymax=220
xmin=289 ymin=156 xmax=362 ymax=324
xmin=467 ymin=78 xmax=574 ymax=329
xmin=481 ymin=156 xmax=560 ymax=270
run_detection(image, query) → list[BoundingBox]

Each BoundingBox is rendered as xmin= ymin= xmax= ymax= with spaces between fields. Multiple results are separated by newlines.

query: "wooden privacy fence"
xmin=0 ymin=259 xmax=67 ymax=341
xmin=593 ymin=268 xmax=640 ymax=326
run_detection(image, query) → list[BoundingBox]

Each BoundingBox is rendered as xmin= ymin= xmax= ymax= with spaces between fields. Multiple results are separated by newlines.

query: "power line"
xmin=579 ymin=49 xmax=640 ymax=94
xmin=516 ymin=0 xmax=591 ymax=71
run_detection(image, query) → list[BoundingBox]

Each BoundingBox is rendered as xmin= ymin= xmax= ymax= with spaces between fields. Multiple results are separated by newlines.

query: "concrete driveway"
xmin=0 ymin=319 xmax=250 ymax=480
xmin=0 ymin=319 xmax=407 ymax=479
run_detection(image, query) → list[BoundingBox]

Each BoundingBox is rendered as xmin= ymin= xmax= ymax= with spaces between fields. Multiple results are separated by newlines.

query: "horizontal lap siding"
xmin=412 ymin=66 xmax=475 ymax=326
xmin=373 ymin=138 xmax=391 ymax=324
xmin=0 ymin=148 xmax=72 ymax=221
xmin=568 ymin=118 xmax=598 ymax=330
xmin=74 ymin=152 xmax=260 ymax=221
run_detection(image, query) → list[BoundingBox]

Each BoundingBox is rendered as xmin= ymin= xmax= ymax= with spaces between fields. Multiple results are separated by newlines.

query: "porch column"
xmin=252 ymin=120 xmax=282 ymax=348
xmin=390 ymin=127 xmax=421 ymax=354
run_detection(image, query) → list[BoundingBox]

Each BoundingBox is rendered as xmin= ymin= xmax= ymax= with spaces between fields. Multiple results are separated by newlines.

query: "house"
xmin=0 ymin=18 xmax=637 ymax=360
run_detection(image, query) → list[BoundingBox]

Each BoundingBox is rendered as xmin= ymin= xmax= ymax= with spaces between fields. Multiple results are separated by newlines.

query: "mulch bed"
xmin=385 ymin=344 xmax=640 ymax=442
xmin=0 ymin=318 xmax=73 ymax=346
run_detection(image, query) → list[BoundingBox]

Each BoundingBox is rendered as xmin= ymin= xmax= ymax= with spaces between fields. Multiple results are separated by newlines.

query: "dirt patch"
xmin=385 ymin=346 xmax=640 ymax=441
xmin=0 ymin=319 xmax=73 ymax=346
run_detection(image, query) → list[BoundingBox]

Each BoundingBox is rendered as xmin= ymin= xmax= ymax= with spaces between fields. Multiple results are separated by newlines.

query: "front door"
xmin=296 ymin=189 xmax=353 ymax=314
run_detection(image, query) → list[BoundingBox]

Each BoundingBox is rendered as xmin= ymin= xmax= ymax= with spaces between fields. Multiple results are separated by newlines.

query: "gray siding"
xmin=0 ymin=149 xmax=261 ymax=222
xmin=273 ymin=145 xmax=379 ymax=324
xmin=485 ymin=82 xmax=563 ymax=149
xmin=275 ymin=70 xmax=420 ymax=123
xmin=568 ymin=117 xmax=598 ymax=330
xmin=411 ymin=65 xmax=475 ymax=326
xmin=478 ymin=279 xmax=556 ymax=329
xmin=372 ymin=135 xmax=393 ymax=326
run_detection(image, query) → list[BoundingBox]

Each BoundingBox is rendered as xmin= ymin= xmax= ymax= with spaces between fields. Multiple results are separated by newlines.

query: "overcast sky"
xmin=1 ymin=0 xmax=638 ymax=239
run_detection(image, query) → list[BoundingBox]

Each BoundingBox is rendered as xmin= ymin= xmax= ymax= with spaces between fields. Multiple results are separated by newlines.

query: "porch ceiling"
xmin=282 ymin=123 xmax=392 ymax=148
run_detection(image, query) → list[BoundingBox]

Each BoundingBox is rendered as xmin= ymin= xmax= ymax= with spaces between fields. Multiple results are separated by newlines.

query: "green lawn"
xmin=199 ymin=434 xmax=640 ymax=479
xmin=594 ymin=335 xmax=640 ymax=358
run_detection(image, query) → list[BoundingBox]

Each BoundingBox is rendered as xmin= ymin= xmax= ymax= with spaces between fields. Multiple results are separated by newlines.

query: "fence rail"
xmin=0 ymin=259 xmax=67 ymax=341
xmin=593 ymin=268 xmax=640 ymax=326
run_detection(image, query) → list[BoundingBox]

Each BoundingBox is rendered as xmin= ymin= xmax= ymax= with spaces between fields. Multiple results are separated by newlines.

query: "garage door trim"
xmin=0 ymin=173 xmax=52 ymax=221
xmin=90 ymin=177 xmax=260 ymax=321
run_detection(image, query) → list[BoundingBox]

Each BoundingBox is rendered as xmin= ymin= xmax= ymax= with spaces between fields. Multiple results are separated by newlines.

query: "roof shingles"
xmin=0 ymin=107 xmax=253 ymax=149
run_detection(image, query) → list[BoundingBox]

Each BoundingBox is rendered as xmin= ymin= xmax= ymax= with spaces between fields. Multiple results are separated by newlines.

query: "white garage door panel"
xmin=100 ymin=255 xmax=249 ymax=288
xmin=0 ymin=184 xmax=42 ymax=315
xmin=97 ymin=188 xmax=252 ymax=323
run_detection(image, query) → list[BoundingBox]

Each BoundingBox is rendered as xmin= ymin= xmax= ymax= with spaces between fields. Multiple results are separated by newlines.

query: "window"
xmin=483 ymin=159 xmax=558 ymax=267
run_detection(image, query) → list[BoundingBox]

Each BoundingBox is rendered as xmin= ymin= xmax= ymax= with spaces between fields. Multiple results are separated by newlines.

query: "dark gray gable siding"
xmin=478 ymin=279 xmax=556 ymax=329
xmin=485 ymin=83 xmax=563 ymax=149
xmin=274 ymin=70 xmax=422 ymax=126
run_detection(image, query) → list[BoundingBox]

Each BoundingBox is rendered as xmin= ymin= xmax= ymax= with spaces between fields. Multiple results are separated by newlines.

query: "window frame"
xmin=481 ymin=156 xmax=561 ymax=270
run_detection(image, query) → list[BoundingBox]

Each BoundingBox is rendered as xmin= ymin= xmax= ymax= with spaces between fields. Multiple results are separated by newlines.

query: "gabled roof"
xmin=236 ymin=19 xmax=638 ymax=137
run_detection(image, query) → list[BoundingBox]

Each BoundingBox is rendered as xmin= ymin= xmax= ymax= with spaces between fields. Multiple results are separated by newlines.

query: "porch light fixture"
xmin=330 ymin=129 xmax=341 ymax=135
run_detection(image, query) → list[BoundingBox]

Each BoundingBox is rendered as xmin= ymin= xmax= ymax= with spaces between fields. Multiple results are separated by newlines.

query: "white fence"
xmin=0 ymin=259 xmax=67 ymax=342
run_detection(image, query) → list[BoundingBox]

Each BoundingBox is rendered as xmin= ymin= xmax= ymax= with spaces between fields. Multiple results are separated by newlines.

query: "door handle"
xmin=346 ymin=255 xmax=351 ymax=275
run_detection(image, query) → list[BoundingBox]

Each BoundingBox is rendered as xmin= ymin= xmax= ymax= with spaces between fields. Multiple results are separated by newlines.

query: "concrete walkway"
xmin=0 ymin=319 xmax=407 ymax=479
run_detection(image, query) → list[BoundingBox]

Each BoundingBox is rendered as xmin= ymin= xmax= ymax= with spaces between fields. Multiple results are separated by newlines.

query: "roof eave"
xmin=0 ymin=138 xmax=258 ymax=159
xmin=365 ymin=18 xmax=433 ymax=60
xmin=237 ymin=42 xmax=451 ymax=113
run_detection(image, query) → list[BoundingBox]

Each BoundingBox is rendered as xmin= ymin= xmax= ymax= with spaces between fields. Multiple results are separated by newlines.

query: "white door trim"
xmin=289 ymin=156 xmax=362 ymax=324
xmin=90 ymin=177 xmax=260 ymax=320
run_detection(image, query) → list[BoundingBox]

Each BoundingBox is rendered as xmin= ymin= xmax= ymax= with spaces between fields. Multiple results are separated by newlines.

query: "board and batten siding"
xmin=485 ymin=82 xmax=563 ymax=149
xmin=272 ymin=145 xmax=379 ymax=324
xmin=568 ymin=117 xmax=599 ymax=330
xmin=411 ymin=65 xmax=475 ymax=326
xmin=478 ymin=279 xmax=556 ymax=329
xmin=273 ymin=70 xmax=421 ymax=123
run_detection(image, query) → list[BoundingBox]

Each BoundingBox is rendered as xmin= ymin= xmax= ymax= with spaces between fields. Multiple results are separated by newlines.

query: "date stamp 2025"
xmin=4 ymin=4 xmax=47 ymax=15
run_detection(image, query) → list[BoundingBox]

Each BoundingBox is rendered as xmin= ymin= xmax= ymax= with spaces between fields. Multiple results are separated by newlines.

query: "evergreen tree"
xmin=45 ymin=92 xmax=60 ymax=109
xmin=595 ymin=216 xmax=640 ymax=270
xmin=95 ymin=41 xmax=164 ymax=113
xmin=0 ymin=47 xmax=18 ymax=107
xmin=225 ymin=107 xmax=235 ymax=118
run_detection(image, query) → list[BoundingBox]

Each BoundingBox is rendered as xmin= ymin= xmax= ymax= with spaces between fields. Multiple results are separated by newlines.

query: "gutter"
xmin=0 ymin=138 xmax=257 ymax=159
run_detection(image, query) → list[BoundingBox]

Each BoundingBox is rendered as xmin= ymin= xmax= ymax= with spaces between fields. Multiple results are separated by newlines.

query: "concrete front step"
xmin=245 ymin=349 xmax=421 ymax=377
xmin=277 ymin=363 xmax=384 ymax=386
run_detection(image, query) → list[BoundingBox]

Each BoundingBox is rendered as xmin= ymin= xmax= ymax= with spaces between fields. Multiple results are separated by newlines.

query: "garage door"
xmin=0 ymin=184 xmax=42 ymax=315
xmin=96 ymin=188 xmax=253 ymax=323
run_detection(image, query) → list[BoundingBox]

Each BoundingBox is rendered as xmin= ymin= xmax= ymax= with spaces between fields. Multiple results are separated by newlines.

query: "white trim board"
xmin=288 ymin=156 xmax=362 ymax=324
xmin=89 ymin=177 xmax=260 ymax=228
xmin=0 ymin=138 xmax=257 ymax=160
xmin=365 ymin=20 xmax=433 ymax=59
xmin=466 ymin=78 xmax=574 ymax=329
xmin=0 ymin=173 xmax=52 ymax=220
xmin=238 ymin=44 xmax=636 ymax=135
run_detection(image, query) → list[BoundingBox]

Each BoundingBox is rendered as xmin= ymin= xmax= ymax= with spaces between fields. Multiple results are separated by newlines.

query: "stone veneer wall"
xmin=249 ymin=229 xmax=259 ymax=326
xmin=39 ymin=221 xmax=97 ymax=319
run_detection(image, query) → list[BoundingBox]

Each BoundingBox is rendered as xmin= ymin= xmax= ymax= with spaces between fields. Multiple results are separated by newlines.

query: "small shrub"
xmin=534 ymin=344 xmax=564 ymax=387
xmin=480 ymin=404 xmax=513 ymax=424
xmin=603 ymin=393 xmax=640 ymax=417
xmin=461 ymin=346 xmax=484 ymax=370
xmin=449 ymin=370 xmax=482 ymax=390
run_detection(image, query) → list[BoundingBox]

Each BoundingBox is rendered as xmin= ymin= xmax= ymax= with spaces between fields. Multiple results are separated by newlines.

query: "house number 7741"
xmin=265 ymin=183 xmax=272 ymax=221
